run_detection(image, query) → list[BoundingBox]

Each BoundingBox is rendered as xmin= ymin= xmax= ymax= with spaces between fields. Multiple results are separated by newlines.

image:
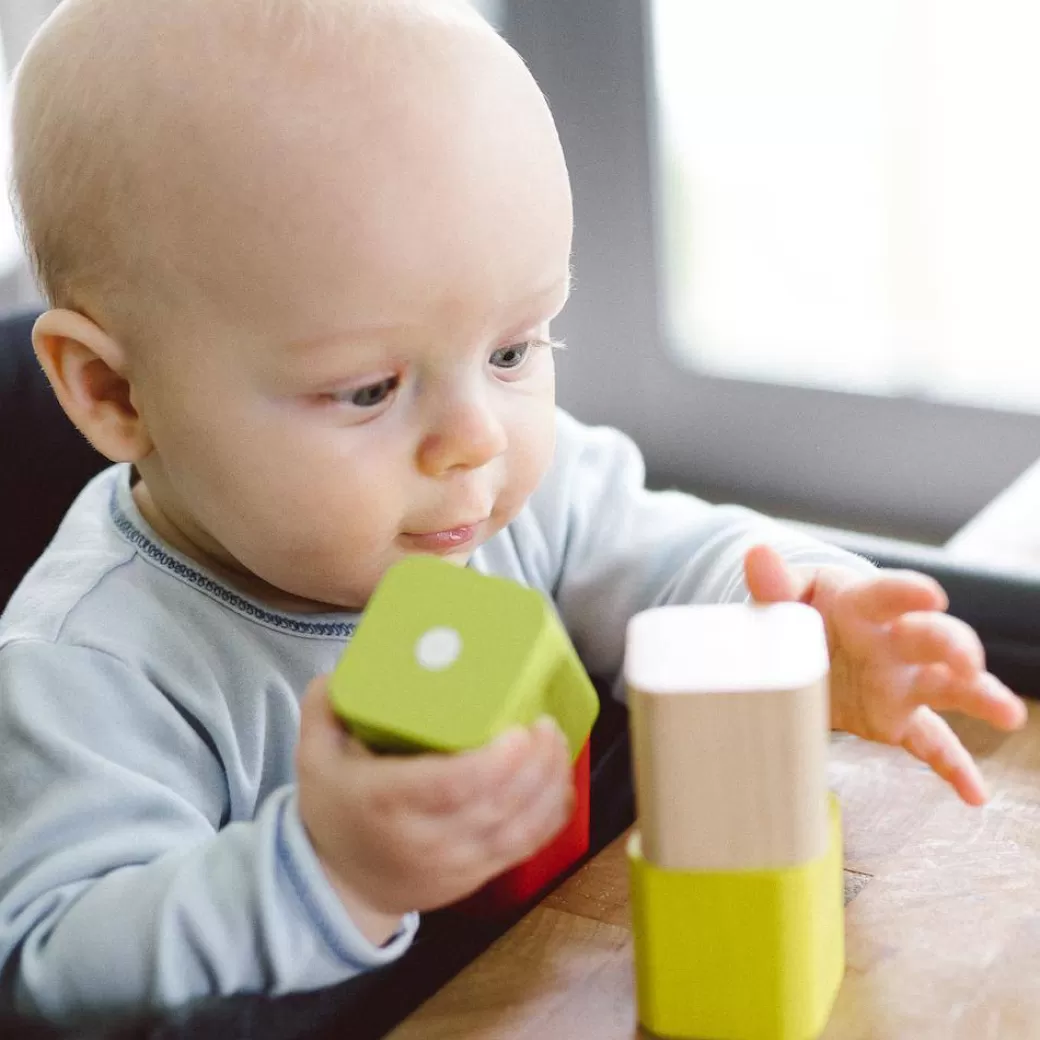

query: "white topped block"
xmin=626 ymin=603 xmax=831 ymax=871
xmin=625 ymin=602 xmax=829 ymax=695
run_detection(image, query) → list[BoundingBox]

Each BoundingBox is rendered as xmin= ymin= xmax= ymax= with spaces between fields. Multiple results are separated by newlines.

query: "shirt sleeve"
xmin=0 ymin=639 xmax=418 ymax=1022
xmin=526 ymin=410 xmax=877 ymax=693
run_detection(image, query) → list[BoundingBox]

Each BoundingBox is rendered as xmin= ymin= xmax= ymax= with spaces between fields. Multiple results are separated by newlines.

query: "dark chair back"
xmin=0 ymin=310 xmax=108 ymax=608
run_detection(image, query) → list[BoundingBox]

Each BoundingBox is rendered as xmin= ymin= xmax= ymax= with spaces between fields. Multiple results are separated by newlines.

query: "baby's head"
xmin=13 ymin=0 xmax=573 ymax=611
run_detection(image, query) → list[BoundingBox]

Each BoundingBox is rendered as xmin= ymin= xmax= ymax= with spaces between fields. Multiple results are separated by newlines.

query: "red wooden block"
xmin=455 ymin=737 xmax=591 ymax=917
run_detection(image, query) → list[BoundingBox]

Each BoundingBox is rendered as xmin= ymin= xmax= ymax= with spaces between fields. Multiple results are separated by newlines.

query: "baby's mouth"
xmin=399 ymin=519 xmax=487 ymax=554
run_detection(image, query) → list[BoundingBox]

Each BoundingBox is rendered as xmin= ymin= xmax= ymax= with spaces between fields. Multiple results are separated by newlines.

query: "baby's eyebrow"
xmin=514 ymin=274 xmax=573 ymax=326
xmin=282 ymin=275 xmax=572 ymax=356
xmin=282 ymin=323 xmax=409 ymax=356
xmin=543 ymin=271 xmax=574 ymax=306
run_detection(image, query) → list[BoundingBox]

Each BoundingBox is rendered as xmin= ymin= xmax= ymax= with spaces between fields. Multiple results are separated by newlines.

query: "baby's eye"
xmin=338 ymin=375 xmax=400 ymax=408
xmin=489 ymin=342 xmax=531 ymax=370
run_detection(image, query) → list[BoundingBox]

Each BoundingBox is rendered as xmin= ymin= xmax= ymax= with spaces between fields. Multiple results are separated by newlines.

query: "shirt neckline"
xmin=108 ymin=465 xmax=359 ymax=640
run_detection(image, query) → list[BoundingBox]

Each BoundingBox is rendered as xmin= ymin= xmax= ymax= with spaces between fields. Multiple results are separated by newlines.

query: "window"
xmin=506 ymin=1 xmax=1040 ymax=540
xmin=654 ymin=1 xmax=1040 ymax=414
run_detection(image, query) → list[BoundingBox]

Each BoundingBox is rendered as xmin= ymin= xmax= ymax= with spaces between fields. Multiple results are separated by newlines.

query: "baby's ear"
xmin=32 ymin=309 xmax=153 ymax=463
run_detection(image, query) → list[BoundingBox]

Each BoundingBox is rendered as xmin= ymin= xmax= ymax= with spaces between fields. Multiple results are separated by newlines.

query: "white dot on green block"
xmin=415 ymin=627 xmax=463 ymax=671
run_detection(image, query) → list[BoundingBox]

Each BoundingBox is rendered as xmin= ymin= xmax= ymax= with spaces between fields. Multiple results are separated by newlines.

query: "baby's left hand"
xmin=745 ymin=544 xmax=1028 ymax=805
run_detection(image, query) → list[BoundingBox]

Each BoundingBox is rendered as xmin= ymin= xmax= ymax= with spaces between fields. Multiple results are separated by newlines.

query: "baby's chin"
xmin=253 ymin=557 xmax=471 ymax=615
xmin=225 ymin=558 xmax=372 ymax=615
xmin=252 ymin=583 xmax=368 ymax=616
xmin=245 ymin=527 xmax=498 ymax=613
xmin=426 ymin=547 xmax=476 ymax=566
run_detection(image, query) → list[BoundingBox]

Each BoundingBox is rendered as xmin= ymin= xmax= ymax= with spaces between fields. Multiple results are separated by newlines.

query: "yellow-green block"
xmin=629 ymin=796 xmax=845 ymax=1040
xmin=329 ymin=555 xmax=599 ymax=759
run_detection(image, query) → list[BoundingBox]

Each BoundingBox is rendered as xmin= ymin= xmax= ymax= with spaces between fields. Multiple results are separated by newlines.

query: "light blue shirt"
xmin=0 ymin=410 xmax=871 ymax=1022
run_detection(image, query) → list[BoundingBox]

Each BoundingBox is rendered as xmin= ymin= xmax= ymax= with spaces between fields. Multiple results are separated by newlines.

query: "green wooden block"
xmin=329 ymin=555 xmax=599 ymax=759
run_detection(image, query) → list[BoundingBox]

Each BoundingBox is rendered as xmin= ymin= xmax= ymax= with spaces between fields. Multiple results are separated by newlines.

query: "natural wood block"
xmin=625 ymin=603 xmax=831 ymax=871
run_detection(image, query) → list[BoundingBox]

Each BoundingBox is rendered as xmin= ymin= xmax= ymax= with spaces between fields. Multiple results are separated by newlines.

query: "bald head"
xmin=11 ymin=0 xmax=563 ymax=341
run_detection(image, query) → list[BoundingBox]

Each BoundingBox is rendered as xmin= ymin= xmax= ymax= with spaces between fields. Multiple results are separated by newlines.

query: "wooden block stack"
xmin=625 ymin=603 xmax=845 ymax=1040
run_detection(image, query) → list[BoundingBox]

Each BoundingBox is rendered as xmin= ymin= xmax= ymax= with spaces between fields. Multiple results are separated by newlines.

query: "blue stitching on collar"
xmin=109 ymin=491 xmax=356 ymax=639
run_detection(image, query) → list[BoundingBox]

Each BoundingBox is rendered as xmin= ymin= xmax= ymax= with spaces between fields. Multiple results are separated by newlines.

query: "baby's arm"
xmin=524 ymin=410 xmax=876 ymax=688
xmin=0 ymin=641 xmax=412 ymax=1021
xmin=0 ymin=642 xmax=573 ymax=1022
xmin=519 ymin=412 xmax=1023 ymax=802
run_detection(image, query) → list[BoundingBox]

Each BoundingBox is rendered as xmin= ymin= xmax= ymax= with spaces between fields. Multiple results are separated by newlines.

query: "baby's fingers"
xmin=391 ymin=726 xmax=536 ymax=816
xmin=425 ymin=719 xmax=573 ymax=876
xmin=381 ymin=717 xmax=569 ymax=818
xmin=900 ymin=706 xmax=988 ymax=806
xmin=891 ymin=612 xmax=984 ymax=677
xmin=476 ymin=718 xmax=574 ymax=865
xmin=912 ymin=665 xmax=1027 ymax=731
xmin=486 ymin=754 xmax=575 ymax=864
xmin=486 ymin=718 xmax=571 ymax=824
xmin=847 ymin=572 xmax=948 ymax=625
xmin=297 ymin=675 xmax=373 ymax=772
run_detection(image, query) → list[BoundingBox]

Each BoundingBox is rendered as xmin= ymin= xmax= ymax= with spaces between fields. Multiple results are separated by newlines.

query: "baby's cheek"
xmin=520 ymin=418 xmax=557 ymax=493
xmin=496 ymin=458 xmax=550 ymax=530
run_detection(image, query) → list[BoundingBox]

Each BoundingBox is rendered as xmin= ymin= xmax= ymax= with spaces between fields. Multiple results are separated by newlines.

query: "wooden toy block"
xmin=329 ymin=555 xmax=600 ymax=914
xmin=628 ymin=797 xmax=844 ymax=1040
xmin=329 ymin=555 xmax=599 ymax=760
xmin=624 ymin=603 xmax=844 ymax=1040
xmin=626 ymin=603 xmax=830 ymax=871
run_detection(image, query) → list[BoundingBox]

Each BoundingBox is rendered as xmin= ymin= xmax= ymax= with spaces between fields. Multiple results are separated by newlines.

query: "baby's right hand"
xmin=295 ymin=677 xmax=575 ymax=945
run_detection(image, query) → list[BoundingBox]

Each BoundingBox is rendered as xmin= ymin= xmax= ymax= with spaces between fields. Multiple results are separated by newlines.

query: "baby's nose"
xmin=417 ymin=396 xmax=508 ymax=476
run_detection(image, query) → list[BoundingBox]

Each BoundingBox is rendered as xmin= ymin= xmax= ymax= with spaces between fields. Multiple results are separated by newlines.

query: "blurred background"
xmin=4 ymin=0 xmax=1040 ymax=544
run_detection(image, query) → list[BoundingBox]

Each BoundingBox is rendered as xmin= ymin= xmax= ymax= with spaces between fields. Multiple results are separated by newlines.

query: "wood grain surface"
xmin=390 ymin=706 xmax=1040 ymax=1040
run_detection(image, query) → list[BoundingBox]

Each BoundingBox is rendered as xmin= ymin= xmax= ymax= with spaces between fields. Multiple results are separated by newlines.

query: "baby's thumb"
xmin=744 ymin=544 xmax=804 ymax=604
xmin=298 ymin=675 xmax=366 ymax=760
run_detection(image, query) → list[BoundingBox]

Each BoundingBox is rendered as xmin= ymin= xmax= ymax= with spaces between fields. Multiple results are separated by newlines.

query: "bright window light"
xmin=653 ymin=0 xmax=1040 ymax=411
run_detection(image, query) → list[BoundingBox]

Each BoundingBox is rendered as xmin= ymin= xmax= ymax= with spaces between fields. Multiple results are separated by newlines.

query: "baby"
xmin=0 ymin=0 xmax=1026 ymax=1025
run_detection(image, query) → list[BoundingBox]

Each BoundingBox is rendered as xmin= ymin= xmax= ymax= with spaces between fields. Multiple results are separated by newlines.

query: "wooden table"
xmin=390 ymin=484 xmax=1040 ymax=1040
